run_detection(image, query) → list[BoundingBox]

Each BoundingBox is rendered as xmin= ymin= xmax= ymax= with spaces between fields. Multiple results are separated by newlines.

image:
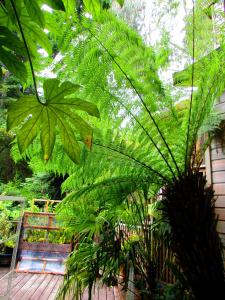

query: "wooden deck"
xmin=0 ymin=269 xmax=120 ymax=300
xmin=0 ymin=269 xmax=62 ymax=299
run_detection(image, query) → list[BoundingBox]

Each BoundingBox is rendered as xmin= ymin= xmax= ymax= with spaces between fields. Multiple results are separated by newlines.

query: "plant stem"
xmin=185 ymin=0 xmax=195 ymax=171
xmin=10 ymin=0 xmax=41 ymax=104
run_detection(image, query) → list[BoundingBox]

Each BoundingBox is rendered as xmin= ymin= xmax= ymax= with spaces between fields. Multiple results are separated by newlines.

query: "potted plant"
xmin=0 ymin=212 xmax=16 ymax=267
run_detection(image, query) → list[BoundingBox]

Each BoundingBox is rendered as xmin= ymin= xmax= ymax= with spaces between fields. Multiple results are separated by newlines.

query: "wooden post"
xmin=205 ymin=144 xmax=212 ymax=185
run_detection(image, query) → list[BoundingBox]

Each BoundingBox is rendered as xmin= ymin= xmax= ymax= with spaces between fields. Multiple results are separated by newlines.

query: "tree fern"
xmin=51 ymin=5 xmax=225 ymax=298
xmin=8 ymin=3 xmax=225 ymax=298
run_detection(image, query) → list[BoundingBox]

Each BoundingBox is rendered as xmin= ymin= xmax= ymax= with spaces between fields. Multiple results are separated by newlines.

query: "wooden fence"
xmin=118 ymin=223 xmax=177 ymax=284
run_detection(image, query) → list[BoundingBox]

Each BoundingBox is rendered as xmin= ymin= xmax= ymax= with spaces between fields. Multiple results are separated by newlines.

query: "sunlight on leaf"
xmin=7 ymin=78 xmax=100 ymax=163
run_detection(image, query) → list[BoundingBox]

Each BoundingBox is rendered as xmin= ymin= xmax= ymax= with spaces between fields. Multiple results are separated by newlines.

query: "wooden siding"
xmin=209 ymin=92 xmax=225 ymax=247
xmin=215 ymin=196 xmax=225 ymax=208
xmin=215 ymin=91 xmax=225 ymax=117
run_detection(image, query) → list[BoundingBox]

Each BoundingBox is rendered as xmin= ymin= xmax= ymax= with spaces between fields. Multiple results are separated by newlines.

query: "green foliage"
xmin=0 ymin=201 xmax=22 ymax=252
xmin=0 ymin=25 xmax=27 ymax=82
xmin=40 ymin=0 xmax=65 ymax=11
xmin=53 ymin=9 xmax=225 ymax=180
xmin=7 ymin=78 xmax=100 ymax=163
xmin=83 ymin=0 xmax=101 ymax=16
xmin=0 ymin=0 xmax=106 ymax=164
xmin=24 ymin=228 xmax=71 ymax=244
xmin=155 ymin=281 xmax=193 ymax=300
xmin=23 ymin=0 xmax=45 ymax=28
xmin=1 ymin=0 xmax=225 ymax=298
xmin=0 ymin=213 xmax=15 ymax=252
xmin=50 ymin=5 xmax=225 ymax=298
xmin=0 ymin=128 xmax=32 ymax=183
xmin=184 ymin=0 xmax=219 ymax=60
xmin=0 ymin=0 xmax=53 ymax=81
xmin=82 ymin=0 xmax=125 ymax=16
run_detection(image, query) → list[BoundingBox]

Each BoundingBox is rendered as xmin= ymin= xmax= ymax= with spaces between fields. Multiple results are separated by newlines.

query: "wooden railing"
xmin=23 ymin=212 xmax=61 ymax=230
xmin=17 ymin=211 xmax=71 ymax=275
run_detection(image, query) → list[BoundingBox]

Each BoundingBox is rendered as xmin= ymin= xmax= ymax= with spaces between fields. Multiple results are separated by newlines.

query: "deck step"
xmin=20 ymin=257 xmax=64 ymax=262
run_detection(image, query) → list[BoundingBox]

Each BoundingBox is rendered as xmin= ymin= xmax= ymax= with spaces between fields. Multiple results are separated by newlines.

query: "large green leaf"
xmin=0 ymin=26 xmax=27 ymax=56
xmin=0 ymin=46 xmax=27 ymax=82
xmin=43 ymin=79 xmax=80 ymax=102
xmin=83 ymin=0 xmax=101 ymax=16
xmin=62 ymin=0 xmax=75 ymax=16
xmin=50 ymin=106 xmax=93 ymax=149
xmin=17 ymin=108 xmax=43 ymax=152
xmin=51 ymin=98 xmax=100 ymax=117
xmin=0 ymin=26 xmax=27 ymax=82
xmin=40 ymin=108 xmax=56 ymax=160
xmin=5 ymin=0 xmax=23 ymax=23
xmin=22 ymin=20 xmax=52 ymax=55
xmin=7 ymin=78 xmax=100 ymax=163
xmin=0 ymin=5 xmax=51 ymax=58
xmin=7 ymin=96 xmax=39 ymax=130
xmin=40 ymin=0 xmax=65 ymax=11
xmin=57 ymin=116 xmax=81 ymax=164
xmin=23 ymin=0 xmax=45 ymax=28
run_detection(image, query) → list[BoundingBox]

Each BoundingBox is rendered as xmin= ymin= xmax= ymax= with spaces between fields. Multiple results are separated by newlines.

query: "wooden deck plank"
xmin=7 ymin=273 xmax=47 ymax=300
xmin=0 ymin=271 xmax=23 ymax=295
xmin=11 ymin=274 xmax=38 ymax=299
xmin=41 ymin=275 xmax=63 ymax=299
xmin=25 ymin=274 xmax=48 ymax=300
xmin=0 ymin=269 xmax=120 ymax=300
xmin=47 ymin=276 xmax=64 ymax=300
xmin=13 ymin=274 xmax=40 ymax=300
xmin=0 ymin=268 xmax=9 ymax=276
xmin=0 ymin=268 xmax=9 ymax=280
xmin=10 ymin=273 xmax=33 ymax=299
xmin=31 ymin=274 xmax=54 ymax=300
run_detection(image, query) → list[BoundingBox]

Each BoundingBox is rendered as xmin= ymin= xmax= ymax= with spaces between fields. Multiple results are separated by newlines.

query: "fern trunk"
xmin=163 ymin=172 xmax=225 ymax=299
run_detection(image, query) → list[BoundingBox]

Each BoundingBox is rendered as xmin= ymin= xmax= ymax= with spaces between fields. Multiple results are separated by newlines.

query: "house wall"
xmin=209 ymin=92 xmax=225 ymax=247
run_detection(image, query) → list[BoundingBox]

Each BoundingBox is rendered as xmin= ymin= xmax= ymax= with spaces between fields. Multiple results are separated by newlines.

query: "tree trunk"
xmin=163 ymin=172 xmax=225 ymax=299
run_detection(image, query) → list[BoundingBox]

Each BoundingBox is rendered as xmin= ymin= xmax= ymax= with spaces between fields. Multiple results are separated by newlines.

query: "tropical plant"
xmin=51 ymin=3 xmax=224 ymax=299
xmin=1 ymin=0 xmax=225 ymax=299
xmin=0 ymin=0 xmax=104 ymax=164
